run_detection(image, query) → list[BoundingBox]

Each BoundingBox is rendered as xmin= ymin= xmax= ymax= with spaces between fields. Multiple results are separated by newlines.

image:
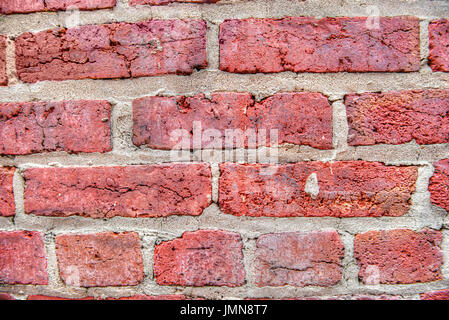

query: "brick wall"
xmin=0 ymin=0 xmax=449 ymax=300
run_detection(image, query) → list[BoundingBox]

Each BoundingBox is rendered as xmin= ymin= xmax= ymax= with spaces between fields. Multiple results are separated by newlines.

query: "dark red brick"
xmin=254 ymin=231 xmax=344 ymax=287
xmin=346 ymin=90 xmax=449 ymax=146
xmin=429 ymin=20 xmax=449 ymax=72
xmin=429 ymin=159 xmax=449 ymax=212
xmin=130 ymin=0 xmax=218 ymax=5
xmin=55 ymin=232 xmax=144 ymax=287
xmin=28 ymin=295 xmax=95 ymax=300
xmin=354 ymin=229 xmax=443 ymax=284
xmin=24 ymin=163 xmax=212 ymax=218
xmin=0 ymin=36 xmax=6 ymax=86
xmin=219 ymin=17 xmax=420 ymax=73
xmin=105 ymin=295 xmax=186 ymax=300
xmin=421 ymin=289 xmax=449 ymax=300
xmin=0 ymin=100 xmax=112 ymax=155
xmin=0 ymin=167 xmax=15 ymax=217
xmin=154 ymin=230 xmax=245 ymax=287
xmin=0 ymin=0 xmax=117 ymax=14
xmin=133 ymin=92 xmax=332 ymax=150
xmin=15 ymin=20 xmax=207 ymax=83
xmin=0 ymin=231 xmax=48 ymax=285
xmin=0 ymin=293 xmax=15 ymax=300
xmin=219 ymin=162 xmax=417 ymax=217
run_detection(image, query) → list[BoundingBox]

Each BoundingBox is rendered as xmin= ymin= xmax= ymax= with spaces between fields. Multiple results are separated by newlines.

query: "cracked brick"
xmin=130 ymin=0 xmax=219 ymax=5
xmin=219 ymin=17 xmax=420 ymax=73
xmin=254 ymin=231 xmax=344 ymax=287
xmin=0 ymin=231 xmax=48 ymax=285
xmin=346 ymin=90 xmax=449 ymax=146
xmin=24 ymin=163 xmax=212 ymax=218
xmin=154 ymin=230 xmax=245 ymax=287
xmin=55 ymin=232 xmax=144 ymax=287
xmin=0 ymin=36 xmax=7 ymax=86
xmin=15 ymin=19 xmax=207 ymax=83
xmin=354 ymin=229 xmax=443 ymax=285
xmin=219 ymin=162 xmax=417 ymax=217
xmin=0 ymin=100 xmax=112 ymax=155
xmin=0 ymin=0 xmax=117 ymax=14
xmin=133 ymin=92 xmax=332 ymax=150
xmin=0 ymin=167 xmax=15 ymax=217
xmin=429 ymin=20 xmax=449 ymax=72
xmin=429 ymin=159 xmax=449 ymax=212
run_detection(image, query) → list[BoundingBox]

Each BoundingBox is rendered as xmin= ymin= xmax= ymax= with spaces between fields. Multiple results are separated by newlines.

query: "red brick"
xmin=0 ymin=231 xmax=48 ymax=285
xmin=254 ymin=231 xmax=344 ymax=287
xmin=24 ymin=163 xmax=211 ymax=218
xmin=15 ymin=19 xmax=207 ymax=83
xmin=429 ymin=20 xmax=449 ymax=72
xmin=0 ymin=100 xmax=112 ymax=155
xmin=354 ymin=229 xmax=443 ymax=285
xmin=105 ymin=295 xmax=186 ymax=300
xmin=0 ymin=167 xmax=15 ymax=217
xmin=28 ymin=295 xmax=95 ymax=300
xmin=421 ymin=289 xmax=449 ymax=300
xmin=0 ymin=36 xmax=6 ymax=86
xmin=429 ymin=159 xmax=449 ymax=211
xmin=219 ymin=17 xmax=420 ymax=73
xmin=0 ymin=0 xmax=116 ymax=14
xmin=219 ymin=162 xmax=417 ymax=217
xmin=133 ymin=92 xmax=332 ymax=150
xmin=55 ymin=232 xmax=144 ymax=287
xmin=346 ymin=90 xmax=449 ymax=146
xmin=0 ymin=293 xmax=14 ymax=300
xmin=130 ymin=0 xmax=218 ymax=5
xmin=154 ymin=230 xmax=245 ymax=287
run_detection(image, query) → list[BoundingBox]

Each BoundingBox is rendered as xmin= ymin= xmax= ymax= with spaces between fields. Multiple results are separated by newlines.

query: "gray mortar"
xmin=1 ymin=0 xmax=449 ymax=300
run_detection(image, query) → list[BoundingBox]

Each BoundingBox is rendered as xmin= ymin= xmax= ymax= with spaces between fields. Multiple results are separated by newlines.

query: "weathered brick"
xmin=429 ymin=159 xmax=449 ymax=211
xmin=219 ymin=17 xmax=420 ymax=73
xmin=429 ymin=20 xmax=449 ymax=72
xmin=0 ymin=0 xmax=117 ymax=14
xmin=0 ymin=231 xmax=48 ymax=285
xmin=0 ymin=293 xmax=15 ymax=300
xmin=154 ymin=230 xmax=245 ymax=287
xmin=105 ymin=295 xmax=186 ymax=300
xmin=15 ymin=19 xmax=207 ymax=83
xmin=354 ymin=229 xmax=443 ymax=284
xmin=421 ymin=289 xmax=449 ymax=300
xmin=254 ymin=231 xmax=344 ymax=287
xmin=0 ymin=167 xmax=15 ymax=217
xmin=0 ymin=100 xmax=112 ymax=155
xmin=24 ymin=163 xmax=211 ymax=218
xmin=219 ymin=162 xmax=417 ymax=217
xmin=130 ymin=0 xmax=218 ymax=5
xmin=55 ymin=232 xmax=144 ymax=287
xmin=28 ymin=295 xmax=95 ymax=300
xmin=346 ymin=90 xmax=449 ymax=146
xmin=133 ymin=92 xmax=332 ymax=150
xmin=0 ymin=36 xmax=6 ymax=86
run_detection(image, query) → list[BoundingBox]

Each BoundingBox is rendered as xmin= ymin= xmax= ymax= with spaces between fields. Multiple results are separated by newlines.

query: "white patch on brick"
xmin=304 ymin=173 xmax=319 ymax=199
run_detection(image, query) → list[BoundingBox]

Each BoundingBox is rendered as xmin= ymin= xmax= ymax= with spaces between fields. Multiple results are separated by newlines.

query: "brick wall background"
xmin=0 ymin=0 xmax=449 ymax=300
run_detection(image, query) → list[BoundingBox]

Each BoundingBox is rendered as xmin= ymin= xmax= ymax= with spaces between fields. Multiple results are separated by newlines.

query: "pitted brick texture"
xmin=254 ymin=231 xmax=344 ymax=287
xmin=154 ymin=230 xmax=245 ymax=287
xmin=0 ymin=36 xmax=6 ymax=86
xmin=0 ymin=100 xmax=112 ymax=155
xmin=55 ymin=232 xmax=144 ymax=287
xmin=429 ymin=20 xmax=449 ymax=72
xmin=0 ymin=0 xmax=117 ymax=14
xmin=219 ymin=162 xmax=417 ymax=217
xmin=429 ymin=159 xmax=449 ymax=212
xmin=421 ymin=289 xmax=449 ymax=300
xmin=15 ymin=19 xmax=207 ymax=83
xmin=133 ymin=92 xmax=332 ymax=150
xmin=0 ymin=167 xmax=15 ymax=217
xmin=219 ymin=17 xmax=420 ymax=73
xmin=0 ymin=231 xmax=48 ymax=285
xmin=130 ymin=0 xmax=219 ymax=5
xmin=354 ymin=229 xmax=443 ymax=285
xmin=346 ymin=90 xmax=449 ymax=146
xmin=24 ymin=164 xmax=212 ymax=218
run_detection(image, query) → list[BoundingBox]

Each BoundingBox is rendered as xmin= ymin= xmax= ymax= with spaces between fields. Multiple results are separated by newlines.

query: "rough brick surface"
xmin=15 ymin=20 xmax=207 ymax=83
xmin=429 ymin=159 xmax=449 ymax=211
xmin=219 ymin=17 xmax=420 ymax=73
xmin=0 ymin=231 xmax=48 ymax=285
xmin=133 ymin=92 xmax=332 ymax=150
xmin=28 ymin=295 xmax=95 ymax=300
xmin=346 ymin=90 xmax=449 ymax=146
xmin=55 ymin=232 xmax=144 ymax=287
xmin=0 ymin=101 xmax=112 ymax=155
xmin=0 ymin=167 xmax=15 ymax=217
xmin=130 ymin=0 xmax=218 ymax=5
xmin=154 ymin=230 xmax=245 ymax=287
xmin=429 ymin=20 xmax=449 ymax=72
xmin=24 ymin=163 xmax=211 ymax=218
xmin=219 ymin=162 xmax=417 ymax=217
xmin=254 ymin=231 xmax=344 ymax=287
xmin=354 ymin=229 xmax=443 ymax=284
xmin=0 ymin=0 xmax=117 ymax=14
xmin=421 ymin=289 xmax=449 ymax=300
xmin=105 ymin=295 xmax=186 ymax=300
xmin=0 ymin=36 xmax=6 ymax=86
xmin=0 ymin=293 xmax=15 ymax=300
